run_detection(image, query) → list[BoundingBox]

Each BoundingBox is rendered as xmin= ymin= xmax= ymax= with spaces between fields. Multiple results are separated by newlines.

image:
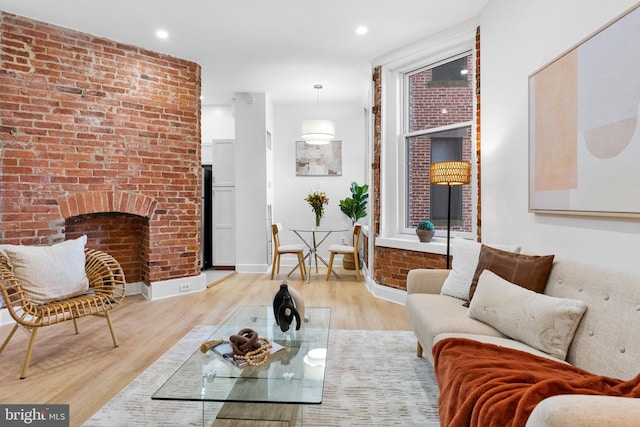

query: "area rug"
xmin=83 ymin=326 xmax=440 ymax=426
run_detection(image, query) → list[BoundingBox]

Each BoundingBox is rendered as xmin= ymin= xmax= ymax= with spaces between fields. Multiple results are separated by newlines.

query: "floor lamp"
xmin=430 ymin=161 xmax=471 ymax=269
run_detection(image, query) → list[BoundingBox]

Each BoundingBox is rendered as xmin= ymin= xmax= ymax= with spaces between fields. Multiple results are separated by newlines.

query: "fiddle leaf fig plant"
xmin=339 ymin=182 xmax=369 ymax=224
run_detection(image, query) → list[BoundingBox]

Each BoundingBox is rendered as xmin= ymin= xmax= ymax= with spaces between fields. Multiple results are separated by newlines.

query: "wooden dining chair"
xmin=271 ymin=223 xmax=306 ymax=281
xmin=326 ymin=223 xmax=362 ymax=282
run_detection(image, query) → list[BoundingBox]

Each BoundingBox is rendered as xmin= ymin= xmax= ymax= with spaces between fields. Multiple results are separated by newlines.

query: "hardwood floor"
xmin=0 ymin=269 xmax=411 ymax=426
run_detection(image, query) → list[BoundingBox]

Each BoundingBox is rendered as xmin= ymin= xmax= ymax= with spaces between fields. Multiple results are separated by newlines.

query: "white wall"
xmin=202 ymin=105 xmax=235 ymax=142
xmin=272 ymin=102 xmax=366 ymax=263
xmin=201 ymin=105 xmax=235 ymax=164
xmin=480 ymin=0 xmax=640 ymax=277
xmin=234 ymin=93 xmax=270 ymax=272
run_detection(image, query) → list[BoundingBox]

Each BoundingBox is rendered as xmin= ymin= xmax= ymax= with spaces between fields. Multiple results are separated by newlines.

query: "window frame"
xmin=375 ymin=25 xmax=477 ymax=254
xmin=400 ymin=51 xmax=475 ymax=236
xmin=401 ymin=121 xmax=473 ymax=235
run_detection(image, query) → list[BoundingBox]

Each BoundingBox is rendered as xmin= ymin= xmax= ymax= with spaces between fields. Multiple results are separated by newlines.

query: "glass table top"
xmin=152 ymin=306 xmax=331 ymax=405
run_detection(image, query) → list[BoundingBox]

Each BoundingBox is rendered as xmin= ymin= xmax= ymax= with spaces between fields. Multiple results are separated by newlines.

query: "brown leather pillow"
xmin=465 ymin=245 xmax=554 ymax=306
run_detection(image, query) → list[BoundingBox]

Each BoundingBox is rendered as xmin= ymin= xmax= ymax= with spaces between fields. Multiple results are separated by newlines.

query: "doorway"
xmin=201 ymin=165 xmax=213 ymax=270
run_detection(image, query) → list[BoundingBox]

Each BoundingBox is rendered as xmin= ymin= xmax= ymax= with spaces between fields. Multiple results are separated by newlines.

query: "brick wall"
xmin=407 ymin=55 xmax=474 ymax=231
xmin=475 ymin=27 xmax=483 ymax=240
xmin=407 ymin=60 xmax=474 ymax=131
xmin=0 ymin=12 xmax=202 ymax=284
xmin=374 ymin=246 xmax=445 ymax=289
xmin=372 ymin=67 xmax=382 ymax=237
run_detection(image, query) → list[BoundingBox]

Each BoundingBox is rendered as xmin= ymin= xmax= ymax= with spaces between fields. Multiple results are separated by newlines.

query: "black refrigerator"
xmin=201 ymin=165 xmax=213 ymax=270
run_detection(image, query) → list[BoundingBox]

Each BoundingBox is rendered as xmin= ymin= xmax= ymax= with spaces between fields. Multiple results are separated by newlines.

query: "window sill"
xmin=374 ymin=235 xmax=448 ymax=255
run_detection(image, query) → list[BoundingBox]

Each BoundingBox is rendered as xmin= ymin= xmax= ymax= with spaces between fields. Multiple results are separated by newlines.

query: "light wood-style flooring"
xmin=0 ymin=269 xmax=411 ymax=426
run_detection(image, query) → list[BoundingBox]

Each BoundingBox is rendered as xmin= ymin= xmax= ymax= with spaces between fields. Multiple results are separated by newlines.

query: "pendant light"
xmin=301 ymin=84 xmax=335 ymax=145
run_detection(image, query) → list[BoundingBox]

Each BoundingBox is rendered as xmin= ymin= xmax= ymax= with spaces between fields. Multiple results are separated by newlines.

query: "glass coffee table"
xmin=152 ymin=306 xmax=331 ymax=426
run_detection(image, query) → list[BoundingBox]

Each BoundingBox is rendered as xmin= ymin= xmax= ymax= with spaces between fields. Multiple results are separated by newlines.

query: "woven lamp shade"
xmin=430 ymin=161 xmax=471 ymax=186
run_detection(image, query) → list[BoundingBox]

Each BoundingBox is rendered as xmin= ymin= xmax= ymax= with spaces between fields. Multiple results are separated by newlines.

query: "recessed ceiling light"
xmin=356 ymin=26 xmax=368 ymax=35
xmin=156 ymin=30 xmax=169 ymax=39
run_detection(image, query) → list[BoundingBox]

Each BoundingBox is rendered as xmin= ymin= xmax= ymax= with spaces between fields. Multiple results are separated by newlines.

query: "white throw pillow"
xmin=0 ymin=236 xmax=90 ymax=305
xmin=440 ymin=238 xmax=521 ymax=300
xmin=467 ymin=270 xmax=587 ymax=360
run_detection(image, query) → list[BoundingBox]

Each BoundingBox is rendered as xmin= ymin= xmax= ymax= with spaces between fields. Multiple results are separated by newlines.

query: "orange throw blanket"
xmin=433 ymin=338 xmax=640 ymax=427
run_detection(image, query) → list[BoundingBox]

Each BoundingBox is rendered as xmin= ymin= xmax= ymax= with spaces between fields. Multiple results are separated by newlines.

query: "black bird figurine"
xmin=273 ymin=283 xmax=301 ymax=332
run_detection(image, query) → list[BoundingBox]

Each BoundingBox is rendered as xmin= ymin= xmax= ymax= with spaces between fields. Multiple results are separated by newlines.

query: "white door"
xmin=212 ymin=187 xmax=235 ymax=266
xmin=212 ymin=139 xmax=235 ymax=267
xmin=213 ymin=140 xmax=235 ymax=187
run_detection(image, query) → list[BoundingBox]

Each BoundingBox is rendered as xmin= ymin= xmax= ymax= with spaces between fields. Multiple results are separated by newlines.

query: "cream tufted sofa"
xmin=406 ymin=259 xmax=640 ymax=426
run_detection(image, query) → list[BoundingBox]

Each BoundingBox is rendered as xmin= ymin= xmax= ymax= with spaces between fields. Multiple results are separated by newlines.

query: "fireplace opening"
xmin=65 ymin=213 xmax=148 ymax=283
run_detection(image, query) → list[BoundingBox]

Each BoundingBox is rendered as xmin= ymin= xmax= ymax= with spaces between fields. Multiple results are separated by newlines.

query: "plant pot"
xmin=416 ymin=229 xmax=435 ymax=243
xmin=342 ymin=253 xmax=356 ymax=270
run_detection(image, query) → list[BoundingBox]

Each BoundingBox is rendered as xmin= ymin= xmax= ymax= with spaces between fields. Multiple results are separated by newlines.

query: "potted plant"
xmin=416 ymin=220 xmax=435 ymax=242
xmin=338 ymin=182 xmax=368 ymax=269
xmin=339 ymin=182 xmax=369 ymax=224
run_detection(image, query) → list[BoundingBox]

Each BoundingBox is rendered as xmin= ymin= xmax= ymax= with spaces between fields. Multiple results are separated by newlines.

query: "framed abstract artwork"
xmin=295 ymin=140 xmax=342 ymax=176
xmin=528 ymin=4 xmax=640 ymax=218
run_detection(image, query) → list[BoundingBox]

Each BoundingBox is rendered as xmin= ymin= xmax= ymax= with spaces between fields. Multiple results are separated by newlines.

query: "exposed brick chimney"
xmin=0 ymin=12 xmax=202 ymax=285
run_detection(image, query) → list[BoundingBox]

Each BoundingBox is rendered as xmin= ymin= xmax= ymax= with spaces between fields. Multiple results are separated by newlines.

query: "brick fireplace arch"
xmin=59 ymin=191 xmax=157 ymax=220
xmin=61 ymin=191 xmax=157 ymax=284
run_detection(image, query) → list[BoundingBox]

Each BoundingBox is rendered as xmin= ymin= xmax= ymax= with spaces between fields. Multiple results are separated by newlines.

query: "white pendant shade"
xmin=301 ymin=119 xmax=335 ymax=145
xmin=304 ymin=139 xmax=332 ymax=145
xmin=301 ymin=84 xmax=335 ymax=145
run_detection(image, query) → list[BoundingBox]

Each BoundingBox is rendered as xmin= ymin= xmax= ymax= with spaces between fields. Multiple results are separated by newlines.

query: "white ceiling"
xmin=0 ymin=0 xmax=487 ymax=105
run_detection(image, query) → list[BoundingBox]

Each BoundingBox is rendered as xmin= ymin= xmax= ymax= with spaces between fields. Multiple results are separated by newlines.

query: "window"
xmin=404 ymin=53 xmax=474 ymax=234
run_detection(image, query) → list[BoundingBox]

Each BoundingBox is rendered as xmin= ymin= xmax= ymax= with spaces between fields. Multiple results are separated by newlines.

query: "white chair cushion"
xmin=278 ymin=244 xmax=305 ymax=253
xmin=328 ymin=244 xmax=354 ymax=254
xmin=0 ymin=235 xmax=90 ymax=305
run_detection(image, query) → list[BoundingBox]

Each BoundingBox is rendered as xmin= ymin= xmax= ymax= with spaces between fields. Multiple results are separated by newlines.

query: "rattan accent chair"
xmin=0 ymin=248 xmax=126 ymax=378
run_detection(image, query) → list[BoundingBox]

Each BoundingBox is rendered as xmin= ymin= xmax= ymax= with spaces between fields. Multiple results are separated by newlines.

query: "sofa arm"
xmin=406 ymin=269 xmax=450 ymax=295
xmin=526 ymin=395 xmax=640 ymax=427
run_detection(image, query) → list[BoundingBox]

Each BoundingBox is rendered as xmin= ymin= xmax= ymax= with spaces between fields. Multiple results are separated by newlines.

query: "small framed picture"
xmin=295 ymin=141 xmax=342 ymax=176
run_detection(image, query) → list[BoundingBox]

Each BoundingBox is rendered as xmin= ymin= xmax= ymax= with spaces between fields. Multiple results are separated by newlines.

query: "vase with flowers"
xmin=305 ymin=191 xmax=329 ymax=227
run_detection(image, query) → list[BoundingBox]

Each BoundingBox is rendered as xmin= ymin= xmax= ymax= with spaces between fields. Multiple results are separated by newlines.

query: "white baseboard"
xmin=125 ymin=281 xmax=144 ymax=296
xmin=235 ymin=263 xmax=270 ymax=274
xmin=0 ymin=275 xmax=208 ymax=326
xmin=140 ymin=273 xmax=207 ymax=301
xmin=363 ymin=265 xmax=407 ymax=306
xmin=0 ymin=308 xmax=13 ymax=326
